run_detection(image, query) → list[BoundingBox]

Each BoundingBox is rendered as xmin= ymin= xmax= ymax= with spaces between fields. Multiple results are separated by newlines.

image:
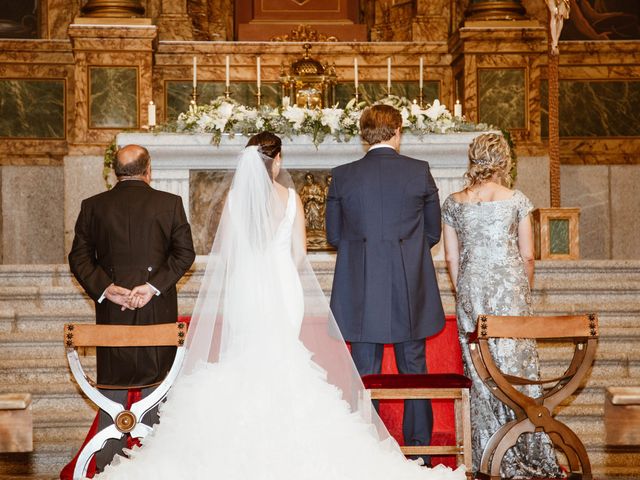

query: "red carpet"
xmin=61 ymin=315 xmax=463 ymax=477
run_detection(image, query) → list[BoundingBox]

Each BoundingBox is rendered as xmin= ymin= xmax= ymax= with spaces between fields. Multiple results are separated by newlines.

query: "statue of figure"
xmin=324 ymin=174 xmax=332 ymax=203
xmin=299 ymin=171 xmax=326 ymax=230
xmin=547 ymin=0 xmax=570 ymax=54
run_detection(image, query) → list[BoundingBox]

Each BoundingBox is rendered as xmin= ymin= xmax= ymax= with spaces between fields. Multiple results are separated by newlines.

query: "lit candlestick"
xmin=225 ymin=55 xmax=230 ymax=88
xmin=387 ymin=57 xmax=392 ymax=93
xmin=354 ymin=57 xmax=358 ymax=91
xmin=419 ymin=57 xmax=424 ymax=89
xmin=454 ymin=99 xmax=462 ymax=118
xmin=192 ymin=56 xmax=197 ymax=89
xmin=148 ymin=100 xmax=156 ymax=127
xmin=256 ymin=56 xmax=261 ymax=89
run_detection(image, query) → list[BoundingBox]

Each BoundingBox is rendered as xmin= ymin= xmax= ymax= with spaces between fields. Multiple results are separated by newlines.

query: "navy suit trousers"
xmin=351 ymin=340 xmax=433 ymax=462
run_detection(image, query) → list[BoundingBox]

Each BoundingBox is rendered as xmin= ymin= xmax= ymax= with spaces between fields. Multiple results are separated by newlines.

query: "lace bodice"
xmin=442 ymin=190 xmax=533 ymax=270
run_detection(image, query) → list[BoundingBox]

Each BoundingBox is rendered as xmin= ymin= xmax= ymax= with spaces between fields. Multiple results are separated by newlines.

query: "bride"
xmin=97 ymin=132 xmax=465 ymax=479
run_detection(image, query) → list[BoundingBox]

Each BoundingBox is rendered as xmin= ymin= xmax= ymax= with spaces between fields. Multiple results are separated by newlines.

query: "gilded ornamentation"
xmin=271 ymin=25 xmax=339 ymax=42
xmin=115 ymin=410 xmax=137 ymax=433
xmin=299 ymin=172 xmax=332 ymax=250
xmin=279 ymin=44 xmax=336 ymax=108
xmin=479 ymin=314 xmax=488 ymax=337
xmin=80 ymin=0 xmax=145 ymax=18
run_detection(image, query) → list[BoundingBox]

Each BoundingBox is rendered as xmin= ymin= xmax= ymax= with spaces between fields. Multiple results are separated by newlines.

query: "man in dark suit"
xmin=326 ymin=105 xmax=445 ymax=465
xmin=69 ymin=144 xmax=195 ymax=471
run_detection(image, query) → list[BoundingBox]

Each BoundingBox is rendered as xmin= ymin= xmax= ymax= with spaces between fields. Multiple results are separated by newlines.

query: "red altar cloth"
xmin=61 ymin=315 xmax=462 ymax=477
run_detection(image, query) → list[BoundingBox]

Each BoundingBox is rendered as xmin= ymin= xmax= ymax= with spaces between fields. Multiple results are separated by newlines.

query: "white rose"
xmin=283 ymin=106 xmax=306 ymax=129
xmin=321 ymin=107 xmax=343 ymax=134
xmin=218 ymin=102 xmax=234 ymax=118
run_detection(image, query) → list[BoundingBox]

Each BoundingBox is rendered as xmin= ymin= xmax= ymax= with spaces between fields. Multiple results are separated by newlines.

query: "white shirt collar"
xmin=368 ymin=143 xmax=396 ymax=152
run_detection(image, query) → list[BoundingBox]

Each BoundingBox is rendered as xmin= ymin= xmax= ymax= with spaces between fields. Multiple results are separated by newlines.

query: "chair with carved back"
xmin=64 ymin=322 xmax=188 ymax=480
xmin=468 ymin=313 xmax=598 ymax=480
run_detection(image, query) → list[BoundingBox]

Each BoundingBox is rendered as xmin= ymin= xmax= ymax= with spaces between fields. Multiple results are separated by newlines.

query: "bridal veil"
xmin=181 ymin=145 xmax=394 ymax=446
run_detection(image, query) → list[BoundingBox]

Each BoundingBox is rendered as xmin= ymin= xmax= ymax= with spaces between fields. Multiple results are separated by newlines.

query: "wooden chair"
xmin=362 ymin=373 xmax=473 ymax=475
xmin=64 ymin=322 xmax=188 ymax=480
xmin=468 ymin=314 xmax=598 ymax=480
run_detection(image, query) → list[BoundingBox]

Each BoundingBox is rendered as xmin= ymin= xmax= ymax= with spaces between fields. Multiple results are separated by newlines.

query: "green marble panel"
xmin=0 ymin=79 xmax=64 ymax=138
xmin=335 ymin=81 xmax=440 ymax=107
xmin=166 ymin=81 xmax=281 ymax=121
xmin=89 ymin=67 xmax=138 ymax=129
xmin=478 ymin=68 xmax=526 ymax=130
xmin=541 ymin=80 xmax=640 ymax=137
xmin=549 ymin=218 xmax=570 ymax=255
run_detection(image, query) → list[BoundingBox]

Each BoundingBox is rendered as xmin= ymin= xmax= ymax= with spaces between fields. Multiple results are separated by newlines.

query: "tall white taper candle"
xmin=225 ymin=55 xmax=230 ymax=88
xmin=419 ymin=57 xmax=424 ymax=89
xmin=387 ymin=57 xmax=391 ymax=92
xmin=256 ymin=56 xmax=261 ymax=89
xmin=192 ymin=57 xmax=197 ymax=89
xmin=354 ymin=57 xmax=358 ymax=90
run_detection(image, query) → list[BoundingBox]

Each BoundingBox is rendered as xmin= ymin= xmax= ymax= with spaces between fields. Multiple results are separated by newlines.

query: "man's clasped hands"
xmin=104 ymin=283 xmax=156 ymax=311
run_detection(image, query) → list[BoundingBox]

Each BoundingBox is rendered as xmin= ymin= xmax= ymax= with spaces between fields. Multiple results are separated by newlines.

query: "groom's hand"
xmin=129 ymin=284 xmax=155 ymax=309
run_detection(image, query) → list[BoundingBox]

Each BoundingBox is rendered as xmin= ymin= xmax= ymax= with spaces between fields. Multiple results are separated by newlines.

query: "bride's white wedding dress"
xmin=97 ymin=152 xmax=465 ymax=479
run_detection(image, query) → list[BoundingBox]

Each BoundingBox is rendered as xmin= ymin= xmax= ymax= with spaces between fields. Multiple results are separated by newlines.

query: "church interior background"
xmin=1 ymin=0 xmax=640 ymax=478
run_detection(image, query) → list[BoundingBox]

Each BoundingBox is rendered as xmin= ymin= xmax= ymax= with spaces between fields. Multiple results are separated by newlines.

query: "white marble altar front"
xmin=117 ymin=132 xmax=486 ymax=222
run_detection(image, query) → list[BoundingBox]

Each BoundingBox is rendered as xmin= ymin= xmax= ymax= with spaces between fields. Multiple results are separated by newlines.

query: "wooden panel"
xmin=252 ymin=0 xmax=354 ymax=21
xmin=0 ymin=404 xmax=32 ymax=453
xmin=605 ymin=388 xmax=640 ymax=446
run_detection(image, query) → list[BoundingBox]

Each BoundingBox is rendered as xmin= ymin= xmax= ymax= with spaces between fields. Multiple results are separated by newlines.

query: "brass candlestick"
xmin=418 ymin=86 xmax=424 ymax=108
xmin=354 ymin=86 xmax=360 ymax=104
xmin=224 ymin=85 xmax=231 ymax=99
xmin=255 ymin=87 xmax=262 ymax=107
xmin=190 ymin=86 xmax=198 ymax=107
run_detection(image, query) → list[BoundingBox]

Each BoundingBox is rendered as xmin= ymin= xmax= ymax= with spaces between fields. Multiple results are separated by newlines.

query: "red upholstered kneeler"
xmin=372 ymin=315 xmax=464 ymax=468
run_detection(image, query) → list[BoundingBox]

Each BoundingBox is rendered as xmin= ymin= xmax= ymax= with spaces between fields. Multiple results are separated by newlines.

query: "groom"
xmin=326 ymin=105 xmax=445 ymax=465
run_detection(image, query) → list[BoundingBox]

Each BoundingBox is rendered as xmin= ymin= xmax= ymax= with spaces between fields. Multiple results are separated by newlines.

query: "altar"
xmin=116 ymin=131 xmax=487 ymax=257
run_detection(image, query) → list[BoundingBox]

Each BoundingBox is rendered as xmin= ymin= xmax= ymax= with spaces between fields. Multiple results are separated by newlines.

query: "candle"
xmin=419 ymin=57 xmax=424 ymax=89
xmin=148 ymin=100 xmax=156 ymax=127
xmin=225 ymin=55 xmax=230 ymax=88
xmin=387 ymin=57 xmax=392 ymax=92
xmin=454 ymin=99 xmax=462 ymax=118
xmin=192 ymin=56 xmax=197 ymax=89
xmin=256 ymin=56 xmax=261 ymax=89
xmin=354 ymin=57 xmax=358 ymax=91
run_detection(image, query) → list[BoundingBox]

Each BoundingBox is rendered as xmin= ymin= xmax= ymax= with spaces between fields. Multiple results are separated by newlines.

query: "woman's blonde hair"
xmin=464 ymin=133 xmax=512 ymax=187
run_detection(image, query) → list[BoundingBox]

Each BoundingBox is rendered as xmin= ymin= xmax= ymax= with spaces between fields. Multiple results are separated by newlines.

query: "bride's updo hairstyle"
xmin=246 ymin=131 xmax=282 ymax=180
xmin=465 ymin=133 xmax=512 ymax=187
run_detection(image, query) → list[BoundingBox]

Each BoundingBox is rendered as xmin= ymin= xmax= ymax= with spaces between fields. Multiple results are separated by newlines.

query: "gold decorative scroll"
xmin=271 ymin=25 xmax=339 ymax=42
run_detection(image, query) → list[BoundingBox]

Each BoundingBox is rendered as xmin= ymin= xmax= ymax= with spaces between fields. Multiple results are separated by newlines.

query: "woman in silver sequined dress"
xmin=441 ymin=133 xmax=561 ymax=478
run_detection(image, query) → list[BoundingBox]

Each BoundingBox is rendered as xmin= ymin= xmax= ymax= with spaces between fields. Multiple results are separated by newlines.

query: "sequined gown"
xmin=442 ymin=190 xmax=561 ymax=478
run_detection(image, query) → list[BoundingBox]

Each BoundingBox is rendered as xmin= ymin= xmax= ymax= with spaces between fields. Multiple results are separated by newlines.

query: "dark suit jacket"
xmin=326 ymin=146 xmax=445 ymax=343
xmin=69 ymin=180 xmax=195 ymax=387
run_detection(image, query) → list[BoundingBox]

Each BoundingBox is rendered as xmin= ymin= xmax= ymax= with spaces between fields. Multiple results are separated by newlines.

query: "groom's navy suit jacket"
xmin=326 ymin=146 xmax=445 ymax=344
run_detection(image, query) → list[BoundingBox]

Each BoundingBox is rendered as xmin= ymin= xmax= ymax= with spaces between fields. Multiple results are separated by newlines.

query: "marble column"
xmin=81 ymin=0 xmax=145 ymax=17
xmin=156 ymin=0 xmax=193 ymax=40
xmin=64 ymin=23 xmax=158 ymax=250
xmin=450 ymin=18 xmax=546 ymax=150
xmin=465 ymin=0 xmax=527 ymax=21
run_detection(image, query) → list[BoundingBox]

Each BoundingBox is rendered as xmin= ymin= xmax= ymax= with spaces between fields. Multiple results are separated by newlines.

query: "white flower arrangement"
xmin=172 ymin=95 xmax=489 ymax=145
